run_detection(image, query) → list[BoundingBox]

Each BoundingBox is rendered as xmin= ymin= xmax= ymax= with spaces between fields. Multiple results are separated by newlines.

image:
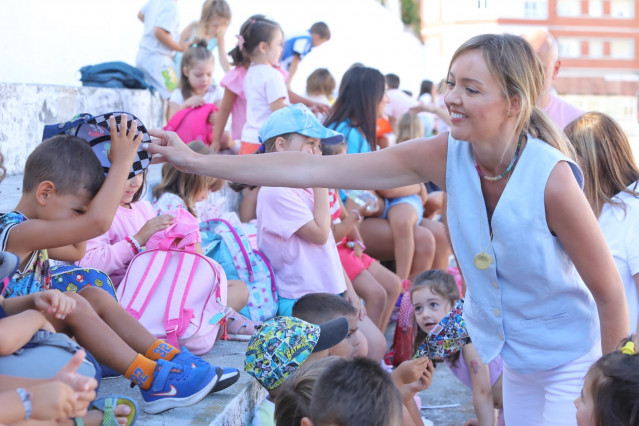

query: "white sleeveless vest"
xmin=446 ymin=134 xmax=599 ymax=373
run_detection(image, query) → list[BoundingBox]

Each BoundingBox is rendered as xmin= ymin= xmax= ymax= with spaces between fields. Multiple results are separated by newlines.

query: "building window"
xmin=557 ymin=0 xmax=581 ymax=16
xmin=524 ymin=0 xmax=548 ymax=18
xmin=610 ymin=38 xmax=634 ymax=59
xmin=589 ymin=0 xmax=603 ymax=16
xmin=589 ymin=39 xmax=604 ymax=58
xmin=610 ymin=0 xmax=634 ymax=18
xmin=558 ymin=37 xmax=581 ymax=58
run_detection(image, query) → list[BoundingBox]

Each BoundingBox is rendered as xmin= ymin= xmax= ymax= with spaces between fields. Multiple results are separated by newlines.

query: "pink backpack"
xmin=163 ymin=103 xmax=218 ymax=146
xmin=116 ymin=209 xmax=227 ymax=355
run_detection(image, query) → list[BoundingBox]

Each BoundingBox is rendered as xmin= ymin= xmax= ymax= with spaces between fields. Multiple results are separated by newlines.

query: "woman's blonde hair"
xmin=449 ymin=33 xmax=575 ymax=158
xmin=153 ymin=141 xmax=223 ymax=216
xmin=564 ymin=112 xmax=639 ymax=216
xmin=395 ymin=112 xmax=424 ymax=144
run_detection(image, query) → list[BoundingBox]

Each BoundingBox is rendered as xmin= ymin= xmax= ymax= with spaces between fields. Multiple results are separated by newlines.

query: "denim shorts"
xmin=381 ymin=194 xmax=424 ymax=224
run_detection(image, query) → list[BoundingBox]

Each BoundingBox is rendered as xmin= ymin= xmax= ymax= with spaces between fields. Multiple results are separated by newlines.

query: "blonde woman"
xmin=145 ymin=34 xmax=627 ymax=423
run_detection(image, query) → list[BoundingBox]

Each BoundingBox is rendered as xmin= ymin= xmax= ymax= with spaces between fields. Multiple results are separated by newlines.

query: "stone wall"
xmin=0 ymin=83 xmax=163 ymax=175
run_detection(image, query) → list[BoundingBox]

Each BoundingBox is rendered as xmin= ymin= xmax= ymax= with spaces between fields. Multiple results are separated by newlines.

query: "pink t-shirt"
xmin=242 ymin=64 xmax=289 ymax=144
xmin=256 ymin=187 xmax=346 ymax=299
xmin=78 ymin=201 xmax=156 ymax=287
xmin=543 ymin=93 xmax=584 ymax=130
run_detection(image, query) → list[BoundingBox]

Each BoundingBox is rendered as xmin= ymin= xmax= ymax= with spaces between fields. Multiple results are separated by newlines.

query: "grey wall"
xmin=0 ymin=83 xmax=163 ymax=176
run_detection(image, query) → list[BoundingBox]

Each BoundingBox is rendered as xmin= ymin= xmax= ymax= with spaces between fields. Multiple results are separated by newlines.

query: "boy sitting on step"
xmin=0 ymin=116 xmax=234 ymax=414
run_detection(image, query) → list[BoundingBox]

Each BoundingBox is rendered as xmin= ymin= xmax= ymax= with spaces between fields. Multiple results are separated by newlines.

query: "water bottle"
xmin=344 ymin=190 xmax=378 ymax=213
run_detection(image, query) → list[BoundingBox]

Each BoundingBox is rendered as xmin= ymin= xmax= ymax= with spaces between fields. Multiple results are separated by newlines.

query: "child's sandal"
xmin=224 ymin=310 xmax=262 ymax=341
xmin=74 ymin=394 xmax=138 ymax=426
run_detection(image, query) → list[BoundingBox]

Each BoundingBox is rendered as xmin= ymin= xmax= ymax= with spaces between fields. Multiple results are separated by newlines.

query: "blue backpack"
xmin=79 ymin=61 xmax=155 ymax=92
xmin=200 ymin=219 xmax=278 ymax=321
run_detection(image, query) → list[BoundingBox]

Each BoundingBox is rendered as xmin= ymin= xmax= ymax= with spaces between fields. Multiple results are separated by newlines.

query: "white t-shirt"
xmin=599 ymin=183 xmax=639 ymax=331
xmin=169 ymin=84 xmax=223 ymax=105
xmin=138 ymin=0 xmax=180 ymax=56
xmin=242 ymin=64 xmax=289 ymax=144
xmin=385 ymin=88 xmax=418 ymax=121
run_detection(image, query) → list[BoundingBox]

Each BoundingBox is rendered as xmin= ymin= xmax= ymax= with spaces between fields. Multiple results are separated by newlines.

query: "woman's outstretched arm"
xmin=144 ymin=129 xmax=448 ymax=191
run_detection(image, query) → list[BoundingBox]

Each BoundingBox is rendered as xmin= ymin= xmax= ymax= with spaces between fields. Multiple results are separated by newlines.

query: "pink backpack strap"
xmin=124 ymin=251 xmax=170 ymax=319
xmin=163 ymin=251 xmax=200 ymax=348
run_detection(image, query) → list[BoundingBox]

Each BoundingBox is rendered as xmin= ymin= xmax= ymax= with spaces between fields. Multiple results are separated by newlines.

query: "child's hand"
xmin=393 ymin=357 xmax=431 ymax=386
xmin=34 ymin=290 xmax=76 ymax=319
xmin=107 ymin=114 xmax=144 ymax=169
xmin=462 ymin=419 xmax=479 ymax=426
xmin=353 ymin=243 xmax=362 ymax=258
xmin=184 ymin=95 xmax=206 ymax=109
xmin=133 ymin=214 xmax=175 ymax=246
xmin=30 ymin=381 xmax=77 ymax=420
xmin=54 ymin=350 xmax=98 ymax=417
xmin=144 ymin=129 xmax=198 ymax=172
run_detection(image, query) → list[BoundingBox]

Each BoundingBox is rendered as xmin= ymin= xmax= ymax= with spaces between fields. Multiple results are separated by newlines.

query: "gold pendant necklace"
xmin=475 ymin=187 xmax=493 ymax=270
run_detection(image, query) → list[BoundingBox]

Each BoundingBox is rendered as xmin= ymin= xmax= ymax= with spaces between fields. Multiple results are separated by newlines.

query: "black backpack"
xmin=79 ymin=61 xmax=155 ymax=92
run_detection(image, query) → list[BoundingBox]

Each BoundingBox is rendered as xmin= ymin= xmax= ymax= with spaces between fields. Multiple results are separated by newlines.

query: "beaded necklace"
xmin=474 ymin=133 xmax=524 ymax=182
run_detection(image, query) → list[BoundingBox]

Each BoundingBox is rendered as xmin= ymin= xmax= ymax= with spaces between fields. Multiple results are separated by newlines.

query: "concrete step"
xmin=97 ymin=340 xmax=266 ymax=426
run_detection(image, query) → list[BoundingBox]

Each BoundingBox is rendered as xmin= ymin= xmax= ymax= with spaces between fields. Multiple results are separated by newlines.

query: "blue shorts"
xmin=382 ymin=194 xmax=424 ymax=224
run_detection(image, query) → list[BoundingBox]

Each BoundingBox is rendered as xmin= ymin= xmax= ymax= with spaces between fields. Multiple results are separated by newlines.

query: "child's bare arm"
xmin=2 ymin=290 xmax=76 ymax=320
xmin=269 ymin=98 xmax=287 ymax=112
xmin=7 ymin=116 xmax=142 ymax=259
xmin=462 ymin=343 xmax=495 ymax=426
xmin=154 ymin=27 xmax=186 ymax=52
xmin=0 ymin=310 xmax=55 ymax=355
xmin=212 ymin=90 xmax=236 ymax=152
xmin=48 ymin=241 xmax=86 ymax=262
xmin=296 ymin=188 xmax=331 ymax=244
xmin=137 ymin=11 xmax=144 ymax=22
xmin=331 ymin=196 xmax=366 ymax=242
xmin=178 ymin=22 xmax=195 ymax=44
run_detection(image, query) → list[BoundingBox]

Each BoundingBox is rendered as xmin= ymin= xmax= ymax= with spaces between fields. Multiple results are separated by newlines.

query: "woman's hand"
xmin=133 ymin=214 xmax=175 ymax=246
xmin=144 ymin=129 xmax=199 ymax=172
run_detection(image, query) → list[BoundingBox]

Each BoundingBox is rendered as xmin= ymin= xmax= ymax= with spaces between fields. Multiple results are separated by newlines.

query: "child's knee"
xmin=228 ymin=279 xmax=249 ymax=302
xmin=414 ymin=229 xmax=436 ymax=256
xmin=76 ymin=286 xmax=114 ymax=312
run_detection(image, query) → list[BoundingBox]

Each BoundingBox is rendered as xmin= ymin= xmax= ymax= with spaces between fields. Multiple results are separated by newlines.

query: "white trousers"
xmin=503 ymin=343 xmax=601 ymax=425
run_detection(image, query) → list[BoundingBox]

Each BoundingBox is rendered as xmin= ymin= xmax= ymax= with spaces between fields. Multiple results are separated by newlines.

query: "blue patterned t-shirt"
xmin=0 ymin=212 xmax=51 ymax=298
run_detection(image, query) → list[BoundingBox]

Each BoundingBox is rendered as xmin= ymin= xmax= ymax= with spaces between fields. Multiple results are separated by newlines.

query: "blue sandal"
xmin=74 ymin=395 xmax=138 ymax=426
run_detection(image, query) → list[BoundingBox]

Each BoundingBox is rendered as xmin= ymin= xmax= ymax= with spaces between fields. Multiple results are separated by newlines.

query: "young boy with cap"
xmin=245 ymin=315 xmax=348 ymax=426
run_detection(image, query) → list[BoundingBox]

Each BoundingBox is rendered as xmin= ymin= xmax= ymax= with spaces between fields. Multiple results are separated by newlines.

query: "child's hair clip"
xmin=621 ymin=341 xmax=635 ymax=355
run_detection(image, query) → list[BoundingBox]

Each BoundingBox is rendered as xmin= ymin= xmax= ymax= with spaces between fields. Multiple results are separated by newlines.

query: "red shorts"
xmin=239 ymin=141 xmax=260 ymax=155
xmin=338 ymin=244 xmax=375 ymax=281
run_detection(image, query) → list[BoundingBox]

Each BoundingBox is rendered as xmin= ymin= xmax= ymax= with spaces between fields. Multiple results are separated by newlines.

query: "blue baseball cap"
xmin=258 ymin=104 xmax=344 ymax=145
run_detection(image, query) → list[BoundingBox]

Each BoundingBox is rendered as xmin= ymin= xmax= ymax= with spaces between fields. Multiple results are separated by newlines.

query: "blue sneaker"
xmin=172 ymin=347 xmax=210 ymax=369
xmin=211 ymin=367 xmax=240 ymax=393
xmin=140 ymin=359 xmax=222 ymax=414
xmin=172 ymin=348 xmax=240 ymax=393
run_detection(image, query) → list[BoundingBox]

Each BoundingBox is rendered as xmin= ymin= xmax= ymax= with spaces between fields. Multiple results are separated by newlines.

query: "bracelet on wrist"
xmin=353 ymin=239 xmax=367 ymax=251
xmin=16 ymin=388 xmax=32 ymax=420
xmin=351 ymin=209 xmax=363 ymax=222
xmin=125 ymin=236 xmax=142 ymax=254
